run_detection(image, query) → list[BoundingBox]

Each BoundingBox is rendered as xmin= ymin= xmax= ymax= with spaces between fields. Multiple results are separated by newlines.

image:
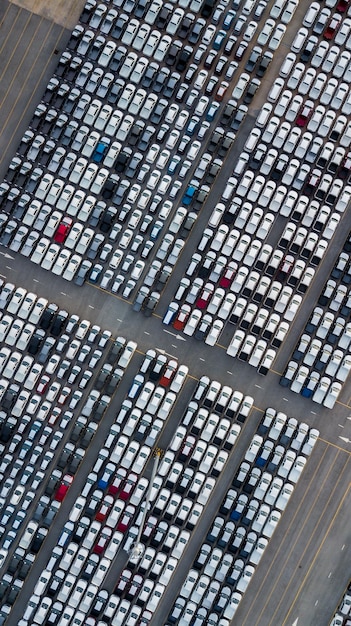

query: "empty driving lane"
xmin=282 ymin=475 xmax=351 ymax=626
xmin=235 ymin=441 xmax=351 ymax=626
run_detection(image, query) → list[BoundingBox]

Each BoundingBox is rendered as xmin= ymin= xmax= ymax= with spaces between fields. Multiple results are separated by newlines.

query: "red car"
xmin=54 ymin=217 xmax=72 ymax=243
xmin=93 ymin=527 xmax=112 ymax=554
xmin=304 ymin=169 xmax=321 ymax=196
xmin=179 ymin=435 xmax=196 ymax=461
xmin=215 ymin=81 xmax=229 ymax=102
xmin=37 ymin=375 xmax=50 ymax=395
xmin=337 ymin=0 xmax=349 ymax=11
xmin=173 ymin=304 xmax=191 ymax=330
xmin=95 ymin=495 xmax=114 ymax=522
xmin=340 ymin=155 xmax=351 ymax=179
xmin=159 ymin=359 xmax=178 ymax=387
xmin=108 ymin=468 xmax=127 ymax=496
xmin=296 ymin=101 xmax=314 ymax=127
xmin=115 ymin=569 xmax=132 ymax=595
xmin=54 ymin=474 xmax=73 ymax=502
xmin=196 ymin=283 xmax=215 ymax=309
xmin=324 ymin=14 xmax=341 ymax=39
xmin=119 ymin=473 xmax=138 ymax=501
xmin=117 ymin=504 xmax=135 ymax=533
xmin=141 ymin=515 xmax=158 ymax=542
xmin=57 ymin=386 xmax=71 ymax=405
xmin=126 ymin=573 xmax=143 ymax=600
xmin=279 ymin=255 xmax=294 ymax=275
xmin=219 ymin=261 xmax=237 ymax=288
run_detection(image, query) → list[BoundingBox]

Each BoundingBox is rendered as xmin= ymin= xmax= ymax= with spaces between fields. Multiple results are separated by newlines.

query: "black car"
xmin=31 ymin=527 xmax=48 ymax=553
xmin=28 ymin=329 xmax=45 ymax=355
xmin=150 ymin=98 xmax=168 ymax=123
xmin=166 ymin=41 xmax=182 ymax=67
xmin=88 ymin=202 xmax=105 ymax=227
xmin=111 ymin=15 xmax=128 ymax=40
xmin=178 ymin=14 xmax=194 ymax=39
xmin=153 ymin=67 xmax=170 ymax=93
xmin=244 ymin=78 xmax=260 ymax=104
xmin=102 ymin=175 xmax=119 ymax=199
xmin=51 ymin=310 xmax=68 ymax=336
xmin=301 ymin=35 xmax=318 ymax=62
xmin=99 ymin=207 xmax=117 ymax=233
xmin=107 ymin=77 xmax=125 ymax=105
xmin=143 ymin=291 xmax=160 ymax=317
xmin=231 ymin=104 xmax=248 ymax=131
xmin=189 ymin=18 xmax=206 ymax=44
xmin=39 ymin=304 xmax=58 ymax=330
xmin=129 ymin=120 xmax=144 ymax=146
xmin=256 ymin=51 xmax=273 ymax=78
xmin=201 ymin=0 xmax=215 ymax=18
xmin=111 ymin=46 xmax=128 ymax=72
xmin=163 ymin=75 xmax=180 ymax=99
xmin=74 ymin=260 xmax=92 ymax=286
xmin=176 ymin=46 xmax=192 ymax=72
xmin=115 ymin=148 xmax=132 ymax=173
xmin=156 ymin=4 xmax=172 ymax=28
xmin=245 ymin=46 xmax=261 ymax=72
xmin=141 ymin=61 xmax=159 ymax=88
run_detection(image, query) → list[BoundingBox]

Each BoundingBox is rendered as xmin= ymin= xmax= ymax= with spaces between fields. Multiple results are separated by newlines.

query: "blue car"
xmin=92 ymin=142 xmax=108 ymax=163
xmin=206 ymin=102 xmax=220 ymax=121
xmin=97 ymin=462 xmax=115 ymax=490
xmin=213 ymin=30 xmax=227 ymax=50
xmin=186 ymin=116 xmax=200 ymax=135
xmin=223 ymin=10 xmax=236 ymax=30
xmin=182 ymin=185 xmax=197 ymax=205
xmin=167 ymin=155 xmax=181 ymax=174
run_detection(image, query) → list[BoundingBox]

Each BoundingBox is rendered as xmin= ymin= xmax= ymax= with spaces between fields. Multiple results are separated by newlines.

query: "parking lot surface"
xmin=0 ymin=1 xmax=351 ymax=626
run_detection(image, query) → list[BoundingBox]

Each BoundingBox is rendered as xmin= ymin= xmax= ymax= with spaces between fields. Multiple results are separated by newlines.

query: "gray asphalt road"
xmin=1 ymin=1 xmax=351 ymax=626
xmin=0 ymin=1 xmax=84 ymax=182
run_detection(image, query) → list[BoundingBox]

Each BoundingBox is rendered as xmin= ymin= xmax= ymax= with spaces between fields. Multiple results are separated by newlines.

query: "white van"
xmin=244 ymin=127 xmax=261 ymax=151
xmin=267 ymin=77 xmax=285 ymax=102
xmin=208 ymin=203 xmax=226 ymax=227
xmin=302 ymin=3 xmax=320 ymax=28
xmin=233 ymin=153 xmax=249 ymax=176
xmin=279 ymin=52 xmax=297 ymax=78
xmin=256 ymin=103 xmax=273 ymax=128
xmin=195 ymin=95 xmax=209 ymax=116
xmin=186 ymin=252 xmax=202 ymax=277
xmin=291 ymin=27 xmax=309 ymax=53
xmin=221 ymin=178 xmax=238 ymax=201
xmin=169 ymin=207 xmax=187 ymax=234
xmin=158 ymin=200 xmax=173 ymax=221
xmin=242 ymin=0 xmax=256 ymax=15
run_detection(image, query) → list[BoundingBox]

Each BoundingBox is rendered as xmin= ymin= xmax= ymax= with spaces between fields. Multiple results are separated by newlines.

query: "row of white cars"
xmin=17 ymin=350 xmax=193 ymax=625
xmin=0 ymin=0 xmax=306 ymax=304
xmin=0 ymin=316 xmax=319 ymax=626
xmin=0 ymin=0 xmax=248 ymax=296
xmin=166 ymin=406 xmax=319 ymax=624
xmin=160 ymin=1 xmax=351 ymax=373
xmin=0 ymin=282 xmax=143 ymax=621
xmin=281 ymin=244 xmax=351 ymax=407
xmin=163 ymin=214 xmax=310 ymax=371
xmin=16 ymin=370 xmax=267 ymax=624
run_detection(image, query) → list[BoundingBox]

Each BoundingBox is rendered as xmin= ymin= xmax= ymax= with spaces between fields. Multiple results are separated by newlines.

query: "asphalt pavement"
xmin=1 ymin=1 xmax=351 ymax=625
